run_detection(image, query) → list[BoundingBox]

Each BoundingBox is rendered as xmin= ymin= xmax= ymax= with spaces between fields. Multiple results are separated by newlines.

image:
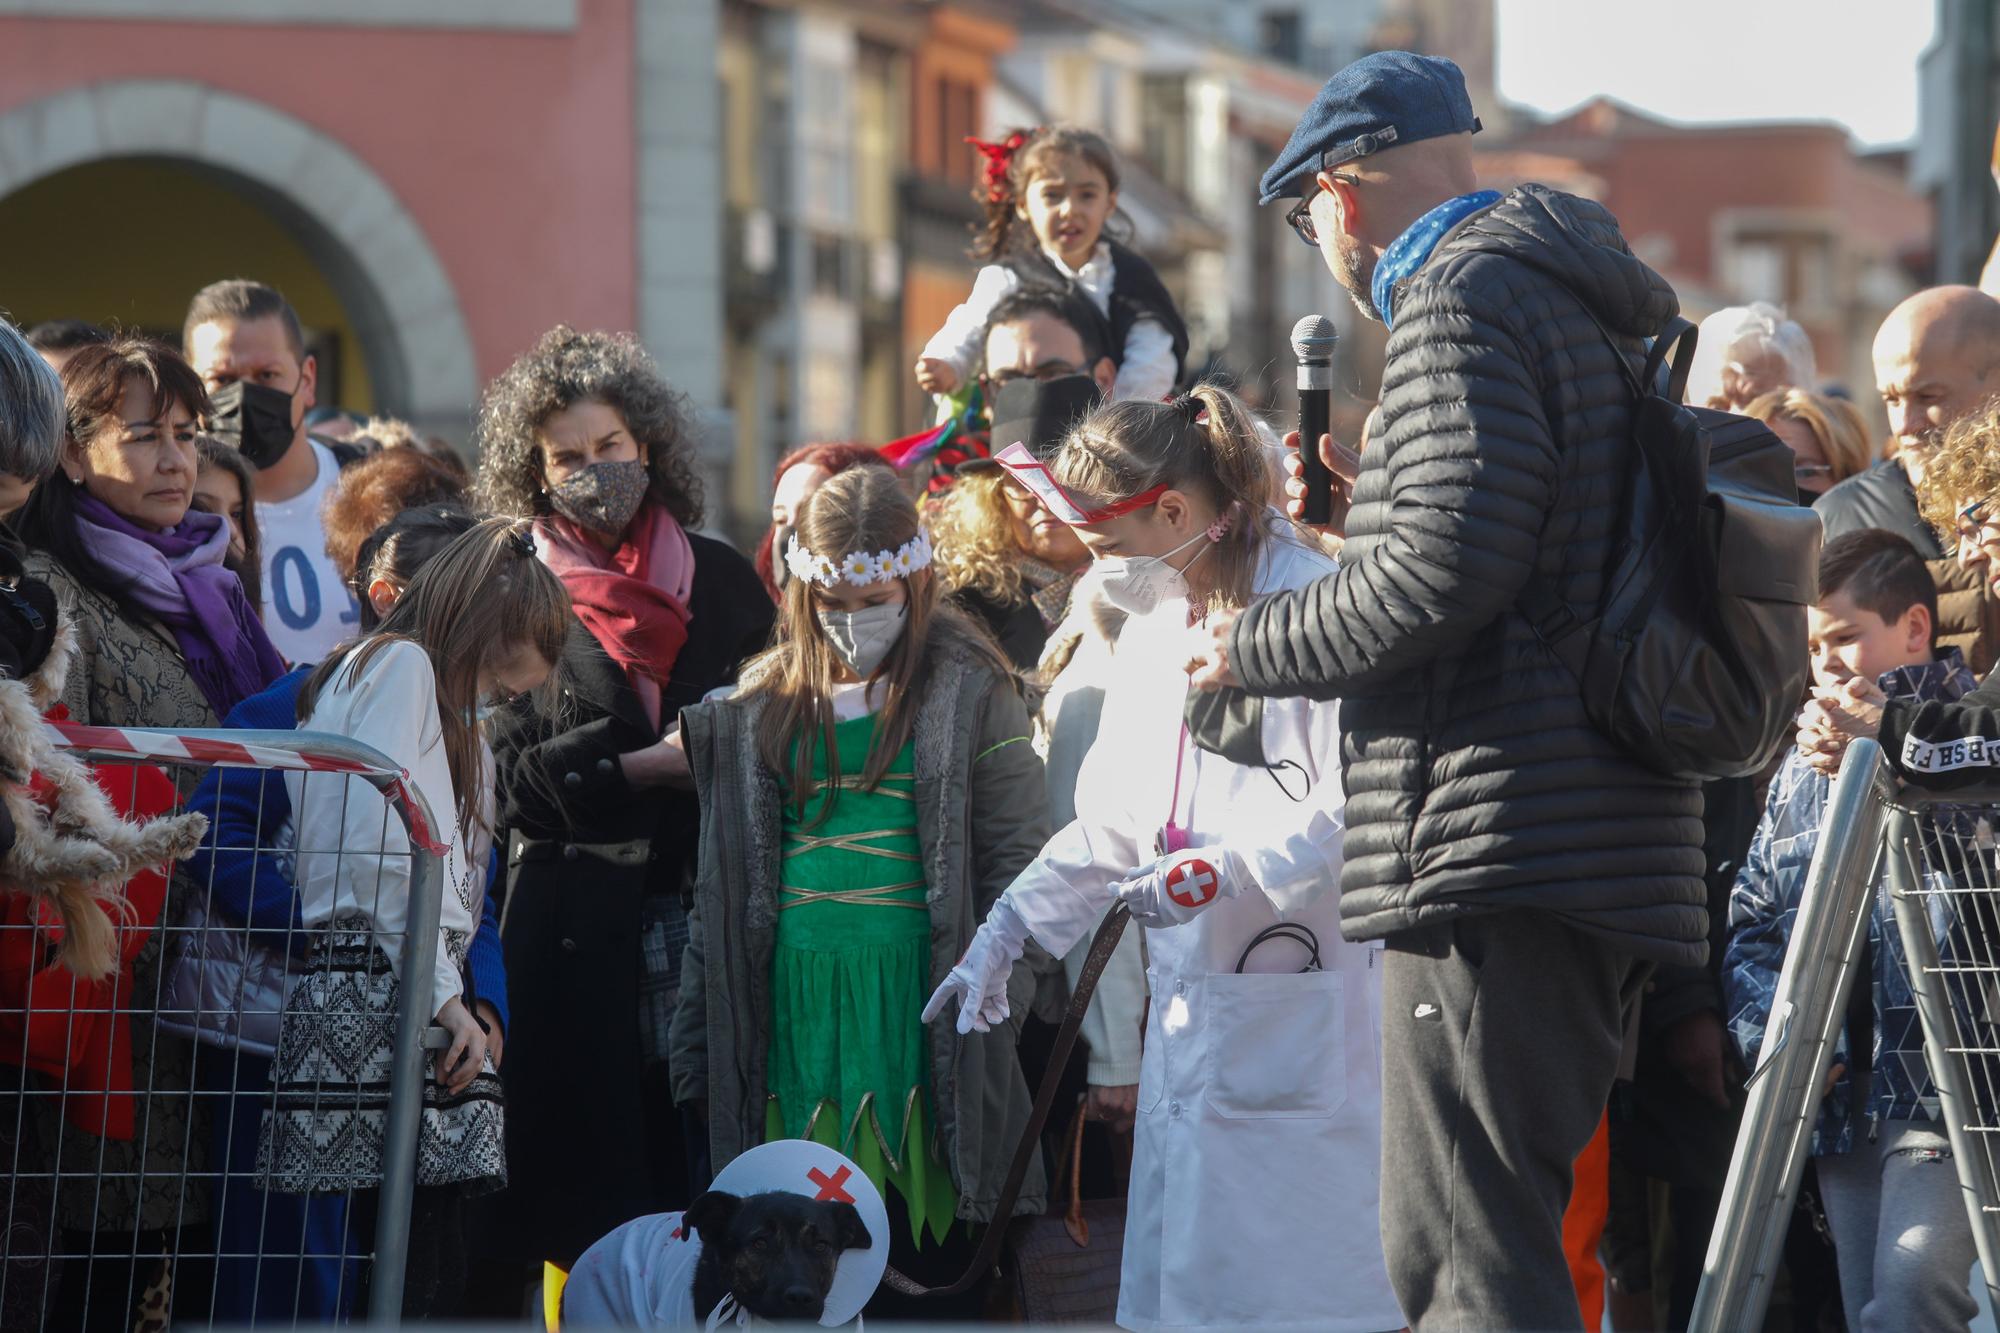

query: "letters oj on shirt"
xmin=257 ymin=440 xmax=359 ymax=666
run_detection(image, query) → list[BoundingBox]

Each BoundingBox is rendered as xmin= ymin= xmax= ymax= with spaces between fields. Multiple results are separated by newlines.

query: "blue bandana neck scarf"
xmin=1371 ymin=189 xmax=1503 ymax=328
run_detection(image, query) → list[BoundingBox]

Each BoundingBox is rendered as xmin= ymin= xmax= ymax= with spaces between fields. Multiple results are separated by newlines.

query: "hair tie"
xmin=966 ymin=130 xmax=1033 ymax=205
xmin=506 ymin=525 xmax=536 ymax=560
xmin=1170 ymin=393 xmax=1208 ymax=426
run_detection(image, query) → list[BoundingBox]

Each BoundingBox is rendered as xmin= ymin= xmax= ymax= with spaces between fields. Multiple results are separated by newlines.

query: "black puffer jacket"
xmin=1230 ymin=184 xmax=1709 ymax=964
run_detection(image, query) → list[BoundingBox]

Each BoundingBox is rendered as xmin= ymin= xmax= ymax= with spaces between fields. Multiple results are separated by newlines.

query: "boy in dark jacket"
xmin=1724 ymin=529 xmax=1979 ymax=1331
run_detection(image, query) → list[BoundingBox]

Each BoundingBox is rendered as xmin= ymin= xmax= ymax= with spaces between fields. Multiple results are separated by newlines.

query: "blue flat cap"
xmin=1260 ymin=51 xmax=1481 ymax=205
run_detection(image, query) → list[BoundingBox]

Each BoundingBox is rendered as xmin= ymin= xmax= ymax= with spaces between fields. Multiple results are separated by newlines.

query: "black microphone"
xmin=1291 ymin=315 xmax=1338 ymax=524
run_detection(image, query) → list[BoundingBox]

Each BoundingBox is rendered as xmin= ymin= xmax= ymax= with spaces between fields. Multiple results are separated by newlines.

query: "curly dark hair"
xmin=474 ymin=325 xmax=704 ymax=527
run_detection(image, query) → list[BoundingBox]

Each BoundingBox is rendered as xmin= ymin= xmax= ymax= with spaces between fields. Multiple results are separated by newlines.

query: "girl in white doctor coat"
xmin=925 ymin=384 xmax=1400 ymax=1332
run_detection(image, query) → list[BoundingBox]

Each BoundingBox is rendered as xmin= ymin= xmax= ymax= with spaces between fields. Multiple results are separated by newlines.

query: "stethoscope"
xmin=1234 ymin=922 xmax=1324 ymax=974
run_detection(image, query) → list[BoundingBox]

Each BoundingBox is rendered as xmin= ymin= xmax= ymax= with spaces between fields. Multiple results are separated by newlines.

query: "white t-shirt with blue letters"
xmin=256 ymin=440 xmax=359 ymax=666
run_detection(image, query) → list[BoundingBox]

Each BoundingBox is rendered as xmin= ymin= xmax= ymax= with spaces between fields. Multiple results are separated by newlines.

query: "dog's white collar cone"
xmin=709 ymin=1141 xmax=890 ymax=1326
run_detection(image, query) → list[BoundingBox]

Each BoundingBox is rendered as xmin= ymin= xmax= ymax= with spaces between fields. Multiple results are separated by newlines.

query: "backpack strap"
xmin=1517 ymin=294 xmax=1683 ymax=670
xmin=1645 ymin=317 xmax=1699 ymax=404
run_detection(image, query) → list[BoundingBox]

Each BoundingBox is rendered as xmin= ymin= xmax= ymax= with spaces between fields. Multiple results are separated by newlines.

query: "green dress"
xmin=766 ymin=710 xmax=959 ymax=1246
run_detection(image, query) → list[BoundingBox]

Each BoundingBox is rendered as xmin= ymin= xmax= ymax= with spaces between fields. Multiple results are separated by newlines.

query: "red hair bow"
xmin=966 ymin=130 xmax=1031 ymax=204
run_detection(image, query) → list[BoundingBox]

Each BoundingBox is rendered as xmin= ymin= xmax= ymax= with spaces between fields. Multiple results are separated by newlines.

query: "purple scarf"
xmin=71 ymin=491 xmax=286 ymax=718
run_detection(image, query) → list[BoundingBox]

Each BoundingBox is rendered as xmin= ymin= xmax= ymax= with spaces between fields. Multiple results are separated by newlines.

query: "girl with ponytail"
xmin=913 ymin=125 xmax=1190 ymax=405
xmin=923 ymin=382 xmax=1400 ymax=1332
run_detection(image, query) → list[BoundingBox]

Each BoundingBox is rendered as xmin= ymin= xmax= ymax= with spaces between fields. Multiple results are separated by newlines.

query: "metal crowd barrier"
xmin=1691 ymin=738 xmax=2000 ymax=1331
xmin=0 ymin=722 xmax=445 ymax=1330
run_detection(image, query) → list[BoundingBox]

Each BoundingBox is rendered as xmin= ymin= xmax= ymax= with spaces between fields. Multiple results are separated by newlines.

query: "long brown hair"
xmin=298 ymin=518 xmax=572 ymax=837
xmin=972 ymin=125 xmax=1128 ymax=262
xmin=742 ymin=466 xmax=1006 ymax=818
xmin=1053 ymin=382 xmax=1274 ymax=611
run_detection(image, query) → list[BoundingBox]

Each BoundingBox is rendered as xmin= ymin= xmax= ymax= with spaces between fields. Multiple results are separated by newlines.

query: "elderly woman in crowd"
xmin=14 ymin=337 xmax=284 ymax=1330
xmin=927 ymin=381 xmax=1102 ymax=670
xmin=930 ymin=464 xmax=1090 ymax=668
xmin=1742 ymin=387 xmax=1875 ymax=501
xmin=1686 ymin=301 xmax=1818 ymax=413
xmin=754 ymin=441 xmax=893 ymax=602
xmin=468 ymin=326 xmax=773 ymax=1286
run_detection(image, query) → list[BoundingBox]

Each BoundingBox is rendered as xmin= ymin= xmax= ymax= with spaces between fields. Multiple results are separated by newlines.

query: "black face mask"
xmin=1183 ymin=688 xmax=1311 ymax=802
xmin=207 ymin=378 xmax=298 ymax=470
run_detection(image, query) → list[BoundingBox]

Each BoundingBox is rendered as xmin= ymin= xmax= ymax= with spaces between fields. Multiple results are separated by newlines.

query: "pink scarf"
xmin=534 ymin=503 xmax=695 ymax=731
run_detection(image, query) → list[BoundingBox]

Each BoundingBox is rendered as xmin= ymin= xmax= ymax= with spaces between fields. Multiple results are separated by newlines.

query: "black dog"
xmin=685 ymin=1189 xmax=873 ymax=1323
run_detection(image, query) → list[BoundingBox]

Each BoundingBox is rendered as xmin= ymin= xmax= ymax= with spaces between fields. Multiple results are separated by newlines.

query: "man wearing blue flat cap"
xmin=1188 ymin=50 xmax=1701 ymax=1331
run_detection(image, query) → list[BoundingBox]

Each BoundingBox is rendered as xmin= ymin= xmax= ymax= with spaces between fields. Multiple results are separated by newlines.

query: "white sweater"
xmin=922 ymin=241 xmax=1179 ymax=403
xmin=286 ymin=638 xmax=488 ymax=1020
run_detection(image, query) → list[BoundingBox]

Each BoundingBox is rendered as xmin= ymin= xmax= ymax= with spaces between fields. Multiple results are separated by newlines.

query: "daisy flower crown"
xmin=786 ymin=529 xmax=935 ymax=588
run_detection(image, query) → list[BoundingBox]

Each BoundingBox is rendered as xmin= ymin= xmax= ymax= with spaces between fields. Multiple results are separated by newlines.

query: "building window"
xmin=1261 ymin=10 xmax=1304 ymax=66
xmin=810 ymin=232 xmax=850 ymax=300
xmin=935 ymin=77 xmax=979 ymax=183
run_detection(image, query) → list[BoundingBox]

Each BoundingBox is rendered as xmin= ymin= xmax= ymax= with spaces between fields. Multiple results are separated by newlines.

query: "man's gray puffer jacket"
xmin=1231 ymin=184 xmax=1709 ymax=965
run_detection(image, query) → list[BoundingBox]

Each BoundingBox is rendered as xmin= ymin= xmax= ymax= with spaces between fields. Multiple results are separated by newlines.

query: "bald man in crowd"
xmin=1818 ymin=286 xmax=2000 ymax=670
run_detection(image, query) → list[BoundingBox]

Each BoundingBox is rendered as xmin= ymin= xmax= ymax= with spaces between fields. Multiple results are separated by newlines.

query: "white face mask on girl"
xmin=817 ymin=603 xmax=908 ymax=677
xmin=1095 ymin=529 xmax=1214 ymax=617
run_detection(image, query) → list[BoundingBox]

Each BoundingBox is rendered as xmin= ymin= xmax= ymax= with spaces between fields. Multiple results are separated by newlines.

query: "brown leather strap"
xmin=878 ymin=905 xmax=1131 ymax=1298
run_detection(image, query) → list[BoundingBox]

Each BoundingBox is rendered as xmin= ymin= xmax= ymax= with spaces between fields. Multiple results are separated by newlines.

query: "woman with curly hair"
xmin=929 ymin=466 xmax=1089 ymax=667
xmin=928 ymin=378 xmax=1099 ymax=668
xmin=467 ymin=326 xmax=773 ymax=1285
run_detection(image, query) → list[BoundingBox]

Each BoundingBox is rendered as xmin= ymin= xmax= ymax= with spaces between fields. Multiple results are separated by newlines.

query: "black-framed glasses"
xmin=1285 ymin=172 xmax=1360 ymax=249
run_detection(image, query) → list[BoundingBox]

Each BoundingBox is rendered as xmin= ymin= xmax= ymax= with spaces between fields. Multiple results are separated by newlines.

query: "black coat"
xmin=1229 ymin=185 xmax=1709 ymax=964
xmin=953 ymin=587 xmax=1048 ymax=673
xmin=479 ymin=533 xmax=773 ymax=1265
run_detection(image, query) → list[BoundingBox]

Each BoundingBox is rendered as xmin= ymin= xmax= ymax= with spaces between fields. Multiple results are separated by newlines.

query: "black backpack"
xmin=1519 ymin=313 xmax=1821 ymax=781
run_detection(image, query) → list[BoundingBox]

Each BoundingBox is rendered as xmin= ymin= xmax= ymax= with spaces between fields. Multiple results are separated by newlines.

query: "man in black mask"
xmin=184 ymin=279 xmax=362 ymax=665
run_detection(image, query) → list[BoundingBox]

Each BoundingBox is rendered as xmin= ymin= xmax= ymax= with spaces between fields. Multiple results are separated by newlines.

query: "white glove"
xmin=922 ymin=898 xmax=1032 ymax=1035
xmin=1116 ymin=847 xmax=1250 ymax=927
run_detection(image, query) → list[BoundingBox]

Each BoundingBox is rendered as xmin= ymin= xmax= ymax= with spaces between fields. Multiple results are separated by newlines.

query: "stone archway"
xmin=0 ymin=79 xmax=478 ymax=430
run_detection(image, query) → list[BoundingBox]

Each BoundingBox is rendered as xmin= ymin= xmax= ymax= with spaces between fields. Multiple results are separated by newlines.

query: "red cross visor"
xmin=994 ymin=442 xmax=1167 ymax=527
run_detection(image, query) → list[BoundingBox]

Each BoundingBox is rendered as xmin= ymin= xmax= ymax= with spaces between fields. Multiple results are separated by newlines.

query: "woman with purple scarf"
xmin=16 ymin=337 xmax=284 ymax=1331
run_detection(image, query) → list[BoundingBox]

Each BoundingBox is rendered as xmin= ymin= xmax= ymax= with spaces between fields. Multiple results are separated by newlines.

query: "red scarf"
xmin=534 ymin=503 xmax=694 ymax=731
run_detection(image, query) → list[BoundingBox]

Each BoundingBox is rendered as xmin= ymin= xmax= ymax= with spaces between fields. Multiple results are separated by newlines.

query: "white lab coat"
xmin=1003 ymin=519 xmax=1400 ymax=1333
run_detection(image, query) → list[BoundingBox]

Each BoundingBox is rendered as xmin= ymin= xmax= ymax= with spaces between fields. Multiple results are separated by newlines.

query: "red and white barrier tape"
xmin=45 ymin=720 xmax=449 ymax=855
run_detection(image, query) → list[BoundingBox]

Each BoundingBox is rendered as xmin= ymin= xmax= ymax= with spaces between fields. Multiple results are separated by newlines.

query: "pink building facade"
xmin=0 ymin=0 xmax=720 ymax=471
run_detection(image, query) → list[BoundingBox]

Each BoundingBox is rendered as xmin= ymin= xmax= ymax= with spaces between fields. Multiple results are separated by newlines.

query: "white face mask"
xmin=817 ymin=602 xmax=908 ymax=678
xmin=1096 ymin=529 xmax=1213 ymax=617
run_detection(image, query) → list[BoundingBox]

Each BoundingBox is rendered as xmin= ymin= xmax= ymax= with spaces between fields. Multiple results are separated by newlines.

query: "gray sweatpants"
xmin=1378 ymin=911 xmax=1650 ymax=1332
xmin=1816 ymin=1120 xmax=1978 ymax=1332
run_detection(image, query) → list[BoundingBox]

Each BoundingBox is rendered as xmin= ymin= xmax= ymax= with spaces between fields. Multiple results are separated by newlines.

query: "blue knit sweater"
xmin=184 ymin=666 xmax=509 ymax=1031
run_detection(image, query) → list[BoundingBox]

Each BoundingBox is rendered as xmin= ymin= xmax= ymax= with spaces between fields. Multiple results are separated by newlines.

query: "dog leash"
xmin=879 ymin=903 xmax=1132 ymax=1298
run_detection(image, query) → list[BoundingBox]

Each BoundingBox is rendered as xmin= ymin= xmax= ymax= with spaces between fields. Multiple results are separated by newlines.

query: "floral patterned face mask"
xmin=547 ymin=459 xmax=650 ymax=536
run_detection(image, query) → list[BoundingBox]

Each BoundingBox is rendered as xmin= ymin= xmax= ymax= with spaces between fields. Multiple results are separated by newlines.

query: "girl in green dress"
xmin=672 ymin=466 xmax=1053 ymax=1318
